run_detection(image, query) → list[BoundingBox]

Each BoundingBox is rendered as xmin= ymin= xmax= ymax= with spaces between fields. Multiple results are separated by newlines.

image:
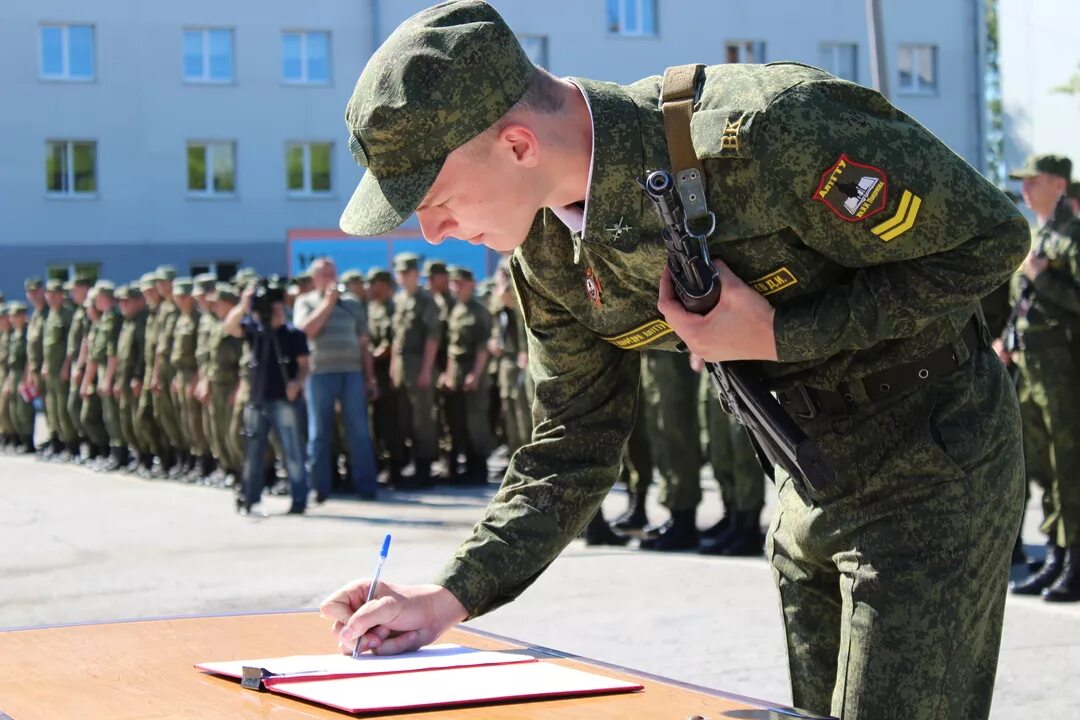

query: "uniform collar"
xmin=558 ymin=77 xmax=647 ymax=248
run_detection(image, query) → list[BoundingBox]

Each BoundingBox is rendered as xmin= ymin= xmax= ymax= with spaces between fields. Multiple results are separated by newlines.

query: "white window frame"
xmin=898 ymin=44 xmax=938 ymax=96
xmin=607 ymin=0 xmax=658 ymax=38
xmin=819 ymin=42 xmax=858 ymax=82
xmin=39 ymin=24 xmax=95 ymax=81
xmin=182 ymin=27 xmax=234 ymax=84
xmin=186 ymin=141 xmax=237 ymax=198
xmin=285 ymin=141 xmax=333 ymax=197
xmin=725 ymin=40 xmax=766 ymax=64
xmin=517 ymin=34 xmax=549 ymax=69
xmin=45 ymin=140 xmax=98 ymax=198
xmin=281 ymin=31 xmax=331 ymax=85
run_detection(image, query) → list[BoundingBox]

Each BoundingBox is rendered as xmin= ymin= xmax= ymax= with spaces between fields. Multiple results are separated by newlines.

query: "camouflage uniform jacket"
xmin=154 ymin=301 xmax=180 ymax=374
xmin=25 ymin=305 xmax=48 ymax=375
xmin=66 ymin=306 xmax=91 ymax=372
xmin=447 ymin=297 xmax=492 ymax=388
xmin=170 ymin=309 xmax=202 ymax=372
xmin=206 ymin=319 xmax=243 ymax=385
xmin=42 ymin=304 xmax=74 ymax=376
xmin=433 ymin=62 xmax=1028 ymax=616
xmin=116 ymin=308 xmax=149 ymax=386
xmin=392 ymin=288 xmax=442 ymax=358
xmin=1011 ymin=216 xmax=1080 ymax=338
xmin=92 ymin=309 xmax=122 ymax=381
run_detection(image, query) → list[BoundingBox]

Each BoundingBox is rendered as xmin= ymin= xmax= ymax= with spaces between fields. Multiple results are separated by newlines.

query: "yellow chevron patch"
xmin=870 ymin=189 xmax=922 ymax=241
xmin=602 ymin=318 xmax=674 ymax=350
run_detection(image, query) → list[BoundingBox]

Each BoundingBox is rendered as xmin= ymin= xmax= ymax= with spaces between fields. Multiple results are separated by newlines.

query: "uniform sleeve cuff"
xmin=772 ymin=304 xmax=820 ymax=363
xmin=432 ymin=558 xmax=500 ymax=620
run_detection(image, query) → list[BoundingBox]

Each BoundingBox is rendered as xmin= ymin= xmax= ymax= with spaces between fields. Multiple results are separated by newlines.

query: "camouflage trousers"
xmin=44 ymin=374 xmax=76 ymax=443
xmin=135 ymin=386 xmax=160 ymax=457
xmin=1017 ymin=346 xmax=1080 ymax=547
xmin=210 ymin=381 xmax=243 ymax=473
xmin=767 ymin=348 xmax=1022 ymax=719
xmin=97 ymin=381 xmax=123 ymax=449
xmin=1016 ymin=374 xmax=1054 ymax=528
xmin=371 ymin=371 xmax=405 ymax=469
xmin=79 ymin=389 xmax=107 ymax=448
xmin=700 ymin=374 xmax=764 ymax=512
xmin=395 ymin=363 xmax=439 ymax=463
xmin=118 ymin=385 xmax=143 ymax=453
xmin=497 ymin=358 xmax=532 ymax=454
xmin=445 ymin=379 xmax=492 ymax=460
xmin=153 ymin=369 xmax=185 ymax=452
xmin=0 ymin=375 xmax=11 ymax=435
xmin=641 ymin=351 xmax=702 ymax=513
xmin=175 ymin=369 xmax=207 ymax=456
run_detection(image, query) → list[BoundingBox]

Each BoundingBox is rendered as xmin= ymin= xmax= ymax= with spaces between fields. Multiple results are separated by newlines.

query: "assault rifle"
xmin=640 ymin=170 xmax=835 ymax=493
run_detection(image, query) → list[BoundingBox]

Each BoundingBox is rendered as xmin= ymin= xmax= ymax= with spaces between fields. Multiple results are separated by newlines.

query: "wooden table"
xmin=0 ymin=611 xmax=831 ymax=719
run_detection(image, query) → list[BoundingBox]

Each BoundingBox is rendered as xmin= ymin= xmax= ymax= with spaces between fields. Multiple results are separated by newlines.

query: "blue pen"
xmin=353 ymin=534 xmax=392 ymax=659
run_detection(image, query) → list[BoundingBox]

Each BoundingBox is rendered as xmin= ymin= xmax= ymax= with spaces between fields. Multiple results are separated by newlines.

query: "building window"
xmin=46 ymin=141 xmax=97 ymax=196
xmin=286 ymin=142 xmax=332 ymax=195
xmin=898 ymin=44 xmax=937 ymax=95
xmin=726 ymin=41 xmax=765 ymax=64
xmin=48 ymin=262 xmax=100 ymax=283
xmin=282 ymin=31 xmax=330 ymax=84
xmin=607 ymin=0 xmax=657 ymax=37
xmin=40 ymin=24 xmax=95 ymax=80
xmin=187 ymin=142 xmax=236 ymax=196
xmin=518 ymin=35 xmax=548 ymax=68
xmin=819 ymin=43 xmax=857 ymax=82
xmin=183 ymin=28 xmax=234 ymax=83
xmin=190 ymin=261 xmax=239 ymax=280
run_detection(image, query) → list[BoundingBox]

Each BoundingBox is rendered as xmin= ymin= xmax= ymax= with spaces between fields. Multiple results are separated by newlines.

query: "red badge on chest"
xmin=812 ymin=154 xmax=888 ymax=222
xmin=584 ymin=267 xmax=603 ymax=308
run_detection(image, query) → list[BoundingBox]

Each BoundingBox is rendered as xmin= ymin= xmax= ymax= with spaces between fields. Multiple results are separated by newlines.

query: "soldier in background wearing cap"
xmin=85 ymin=282 xmax=124 ymax=470
xmin=488 ymin=260 xmax=532 ymax=458
xmin=134 ymin=273 xmax=163 ymax=476
xmin=205 ymin=285 xmax=245 ymax=484
xmin=77 ymin=291 xmax=108 ymax=459
xmin=151 ymin=266 xmax=186 ymax=476
xmin=322 ymin=4 xmax=1031 ymax=717
xmin=0 ymin=304 xmax=12 ymax=449
xmin=390 ymin=253 xmax=442 ymax=487
xmin=5 ymin=303 xmax=33 ymax=452
xmin=424 ymin=259 xmax=454 ymax=472
xmin=170 ymin=278 xmax=209 ymax=481
xmin=22 ymin=278 xmax=48 ymax=451
xmin=192 ymin=274 xmax=219 ymax=480
xmin=42 ymin=279 xmax=75 ymax=459
xmin=341 ymin=270 xmax=367 ymax=307
xmin=1002 ymin=154 xmax=1080 ymax=602
xmin=366 ymin=268 xmax=405 ymax=483
xmin=63 ymin=277 xmax=94 ymax=460
xmin=115 ymin=285 xmax=150 ymax=471
xmin=439 ymin=266 xmax=492 ymax=484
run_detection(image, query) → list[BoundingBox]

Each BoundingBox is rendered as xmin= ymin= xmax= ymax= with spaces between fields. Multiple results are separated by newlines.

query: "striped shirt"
xmin=293 ymin=291 xmax=368 ymax=375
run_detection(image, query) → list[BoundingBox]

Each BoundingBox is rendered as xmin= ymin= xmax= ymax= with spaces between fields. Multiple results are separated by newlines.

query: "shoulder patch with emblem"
xmin=813 ymin=154 xmax=887 ymax=222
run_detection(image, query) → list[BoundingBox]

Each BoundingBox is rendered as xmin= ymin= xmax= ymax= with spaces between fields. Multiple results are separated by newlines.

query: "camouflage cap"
xmin=448 ymin=265 xmax=473 ymax=282
xmin=423 ymin=259 xmax=448 ymax=276
xmin=341 ymin=269 xmax=364 ymax=284
xmin=367 ymin=267 xmax=394 ymax=284
xmin=7 ymin=301 xmax=27 ymax=314
xmin=393 ymin=252 xmax=421 ymax=272
xmin=45 ymin=278 xmax=65 ymax=293
xmin=139 ymin=272 xmax=158 ymax=291
xmin=72 ymin=275 xmax=95 ymax=288
xmin=62 ymin=280 xmax=74 ymax=292
xmin=93 ymin=280 xmax=115 ymax=296
xmin=154 ymin=265 xmax=178 ymax=281
xmin=193 ymin=272 xmax=218 ymax=295
xmin=339 ymin=0 xmax=535 ymax=236
xmin=215 ymin=283 xmax=240 ymax=303
xmin=173 ymin=277 xmax=194 ymax=296
xmin=24 ymin=277 xmax=44 ymax=291
xmin=1009 ymin=154 xmax=1072 ymax=182
xmin=116 ymin=284 xmax=142 ymax=300
xmin=84 ymin=289 xmax=98 ymax=307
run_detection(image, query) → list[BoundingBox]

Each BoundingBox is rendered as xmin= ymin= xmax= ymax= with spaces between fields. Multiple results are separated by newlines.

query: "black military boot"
xmin=103 ymin=446 xmax=123 ymax=472
xmin=461 ymin=455 xmax=489 ymax=486
xmin=610 ymin=492 xmax=649 ymax=534
xmin=1043 ymin=546 xmax=1080 ymax=603
xmin=640 ymin=509 xmax=699 ymax=551
xmin=1011 ymin=545 xmax=1065 ymax=595
xmin=19 ymin=435 xmax=36 ymax=454
xmin=583 ymin=510 xmax=629 ymax=547
xmin=718 ymin=510 xmax=765 ymax=557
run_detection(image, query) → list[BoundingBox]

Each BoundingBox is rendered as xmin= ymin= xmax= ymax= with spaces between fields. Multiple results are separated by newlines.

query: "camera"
xmin=252 ymin=276 xmax=285 ymax=319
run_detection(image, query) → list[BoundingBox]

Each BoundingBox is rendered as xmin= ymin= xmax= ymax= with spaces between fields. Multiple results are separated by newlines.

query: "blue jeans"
xmin=305 ymin=371 xmax=379 ymax=497
xmin=242 ymin=401 xmax=308 ymax=509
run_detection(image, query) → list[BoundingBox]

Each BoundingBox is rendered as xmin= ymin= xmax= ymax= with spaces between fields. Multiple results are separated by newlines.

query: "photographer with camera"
xmin=293 ymin=258 xmax=379 ymax=502
xmin=223 ymin=277 xmax=310 ymax=515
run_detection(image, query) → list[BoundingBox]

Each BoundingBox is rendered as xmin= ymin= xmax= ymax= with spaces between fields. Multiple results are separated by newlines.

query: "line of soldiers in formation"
xmin=0 ymin=255 xmax=768 ymax=555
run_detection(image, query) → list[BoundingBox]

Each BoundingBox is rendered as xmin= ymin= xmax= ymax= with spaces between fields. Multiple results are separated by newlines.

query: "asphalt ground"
xmin=1 ymin=452 xmax=1077 ymax=719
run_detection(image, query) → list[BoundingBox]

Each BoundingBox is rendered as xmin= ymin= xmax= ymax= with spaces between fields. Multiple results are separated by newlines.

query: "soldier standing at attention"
xmin=1002 ymin=155 xmax=1080 ymax=603
xmin=440 ymin=266 xmax=493 ymax=484
xmin=205 ymin=285 xmax=245 ymax=484
xmin=488 ymin=261 xmax=532 ymax=456
xmin=135 ymin=273 xmax=163 ymax=476
xmin=390 ymin=253 xmax=441 ymax=488
xmin=6 ymin=303 xmax=33 ymax=452
xmin=170 ymin=279 xmax=207 ymax=481
xmin=77 ymin=291 xmax=108 ymax=460
xmin=152 ymin=267 xmax=186 ymax=477
xmin=321 ymin=5 xmax=1030 ymax=719
xmin=22 ymin=278 xmax=48 ymax=452
xmin=192 ymin=274 xmax=219 ymax=479
xmin=41 ymin=279 xmax=75 ymax=459
xmin=366 ymin=268 xmax=405 ymax=484
xmin=0 ymin=304 xmax=12 ymax=449
xmin=64 ymin=277 xmax=94 ymax=461
xmin=424 ymin=259 xmax=454 ymax=475
xmin=115 ymin=285 xmax=149 ymax=472
xmin=87 ymin=282 xmax=124 ymax=470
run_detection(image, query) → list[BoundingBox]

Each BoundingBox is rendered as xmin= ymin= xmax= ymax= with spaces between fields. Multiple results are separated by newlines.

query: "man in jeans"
xmin=223 ymin=279 xmax=310 ymax=515
xmin=293 ymin=258 xmax=379 ymax=501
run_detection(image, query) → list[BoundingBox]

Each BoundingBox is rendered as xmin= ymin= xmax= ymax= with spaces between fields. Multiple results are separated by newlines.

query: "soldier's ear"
xmin=497 ymin=123 xmax=541 ymax=168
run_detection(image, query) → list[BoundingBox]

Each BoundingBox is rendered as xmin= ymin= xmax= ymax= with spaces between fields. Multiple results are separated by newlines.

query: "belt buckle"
xmin=794 ymin=385 xmax=818 ymax=420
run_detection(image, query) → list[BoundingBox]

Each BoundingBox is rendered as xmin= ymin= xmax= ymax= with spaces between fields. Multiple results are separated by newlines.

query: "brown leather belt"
xmin=777 ymin=320 xmax=982 ymax=420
